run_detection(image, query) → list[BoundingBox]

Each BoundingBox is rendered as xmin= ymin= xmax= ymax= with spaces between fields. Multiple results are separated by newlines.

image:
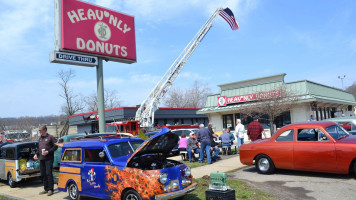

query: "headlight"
xmin=159 ymin=173 xmax=168 ymax=184
xmin=184 ymin=167 xmax=191 ymax=177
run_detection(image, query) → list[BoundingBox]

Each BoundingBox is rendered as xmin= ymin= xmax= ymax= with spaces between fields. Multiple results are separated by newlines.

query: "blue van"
xmin=57 ymin=128 xmax=197 ymax=200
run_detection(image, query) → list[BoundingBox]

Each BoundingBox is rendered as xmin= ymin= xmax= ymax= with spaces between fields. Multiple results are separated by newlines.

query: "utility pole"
xmin=338 ymin=75 xmax=346 ymax=90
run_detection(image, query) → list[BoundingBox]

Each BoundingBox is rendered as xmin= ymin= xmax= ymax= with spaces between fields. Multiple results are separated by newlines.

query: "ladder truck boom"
xmin=135 ymin=8 xmax=223 ymax=129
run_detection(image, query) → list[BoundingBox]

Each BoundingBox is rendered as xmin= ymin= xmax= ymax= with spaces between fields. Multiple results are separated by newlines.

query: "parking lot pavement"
xmin=0 ymin=155 xmax=245 ymax=200
xmin=0 ymin=178 xmax=67 ymax=200
xmin=231 ymin=166 xmax=356 ymax=200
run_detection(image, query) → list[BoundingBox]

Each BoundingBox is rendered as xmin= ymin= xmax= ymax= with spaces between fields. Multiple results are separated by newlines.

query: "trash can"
xmin=205 ymin=189 xmax=235 ymax=200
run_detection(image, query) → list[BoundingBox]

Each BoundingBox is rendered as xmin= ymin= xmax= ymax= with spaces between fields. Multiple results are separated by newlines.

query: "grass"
xmin=0 ymin=195 xmax=15 ymax=200
xmin=53 ymin=171 xmax=59 ymax=178
xmin=182 ymin=175 xmax=275 ymax=200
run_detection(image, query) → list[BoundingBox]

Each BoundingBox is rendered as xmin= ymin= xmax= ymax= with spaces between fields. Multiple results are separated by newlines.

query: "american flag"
xmin=219 ymin=8 xmax=239 ymax=30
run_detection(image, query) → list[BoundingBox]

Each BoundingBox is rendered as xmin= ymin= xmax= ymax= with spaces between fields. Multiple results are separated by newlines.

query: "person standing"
xmin=310 ymin=115 xmax=315 ymax=121
xmin=186 ymin=132 xmax=201 ymax=163
xmin=197 ymin=124 xmax=212 ymax=164
xmin=33 ymin=125 xmax=58 ymax=196
xmin=235 ymin=119 xmax=245 ymax=149
xmin=247 ymin=116 xmax=267 ymax=141
xmin=228 ymin=128 xmax=235 ymax=146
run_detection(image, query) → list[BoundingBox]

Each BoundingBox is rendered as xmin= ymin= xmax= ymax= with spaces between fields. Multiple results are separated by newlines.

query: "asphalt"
xmin=0 ymin=154 xmax=244 ymax=200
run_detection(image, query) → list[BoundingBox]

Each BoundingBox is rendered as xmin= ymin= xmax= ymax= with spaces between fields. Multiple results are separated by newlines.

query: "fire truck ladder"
xmin=135 ymin=8 xmax=224 ymax=129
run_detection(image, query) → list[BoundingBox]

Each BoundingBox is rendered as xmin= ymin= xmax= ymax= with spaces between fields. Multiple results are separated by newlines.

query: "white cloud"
xmin=0 ymin=0 xmax=52 ymax=53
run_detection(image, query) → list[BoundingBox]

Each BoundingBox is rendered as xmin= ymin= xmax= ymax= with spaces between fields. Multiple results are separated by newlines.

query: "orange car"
xmin=240 ymin=121 xmax=356 ymax=175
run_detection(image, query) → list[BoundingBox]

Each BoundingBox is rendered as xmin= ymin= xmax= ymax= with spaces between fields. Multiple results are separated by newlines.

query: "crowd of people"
xmin=177 ymin=116 xmax=266 ymax=164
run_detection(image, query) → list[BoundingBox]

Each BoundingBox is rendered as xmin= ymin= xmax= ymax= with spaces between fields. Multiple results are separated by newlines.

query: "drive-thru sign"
xmin=50 ymin=51 xmax=98 ymax=67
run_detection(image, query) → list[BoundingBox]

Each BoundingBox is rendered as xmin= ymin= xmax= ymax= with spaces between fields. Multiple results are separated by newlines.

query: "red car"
xmin=240 ymin=121 xmax=356 ymax=175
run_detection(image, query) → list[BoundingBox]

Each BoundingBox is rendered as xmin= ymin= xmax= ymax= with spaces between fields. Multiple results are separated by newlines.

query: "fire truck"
xmin=105 ymin=120 xmax=199 ymax=135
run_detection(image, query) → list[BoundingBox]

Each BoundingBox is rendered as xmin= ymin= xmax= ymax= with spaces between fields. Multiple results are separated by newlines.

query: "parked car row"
xmin=1 ymin=129 xmax=197 ymax=200
xmin=240 ymin=121 xmax=356 ymax=176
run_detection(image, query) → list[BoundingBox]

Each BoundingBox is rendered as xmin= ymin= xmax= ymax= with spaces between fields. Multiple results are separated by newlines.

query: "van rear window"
xmin=62 ymin=149 xmax=81 ymax=162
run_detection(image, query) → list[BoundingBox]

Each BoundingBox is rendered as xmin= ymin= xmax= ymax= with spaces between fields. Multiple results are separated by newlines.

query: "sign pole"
xmin=97 ymin=58 xmax=106 ymax=133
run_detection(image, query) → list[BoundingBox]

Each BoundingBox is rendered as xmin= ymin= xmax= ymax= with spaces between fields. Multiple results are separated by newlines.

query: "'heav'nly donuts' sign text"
xmin=56 ymin=0 xmax=136 ymax=63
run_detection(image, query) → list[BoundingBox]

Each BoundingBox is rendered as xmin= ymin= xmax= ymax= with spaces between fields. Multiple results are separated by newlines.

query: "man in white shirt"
xmin=235 ymin=119 xmax=245 ymax=150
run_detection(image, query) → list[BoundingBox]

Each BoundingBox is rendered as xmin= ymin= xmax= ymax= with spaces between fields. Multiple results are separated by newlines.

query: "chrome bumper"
xmin=155 ymin=183 xmax=197 ymax=200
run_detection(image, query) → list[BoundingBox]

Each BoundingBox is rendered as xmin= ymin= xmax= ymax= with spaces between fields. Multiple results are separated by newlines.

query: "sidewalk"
xmin=0 ymin=155 xmax=244 ymax=200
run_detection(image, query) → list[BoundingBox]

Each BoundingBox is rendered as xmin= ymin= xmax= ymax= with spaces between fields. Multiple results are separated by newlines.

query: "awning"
xmin=197 ymin=95 xmax=356 ymax=114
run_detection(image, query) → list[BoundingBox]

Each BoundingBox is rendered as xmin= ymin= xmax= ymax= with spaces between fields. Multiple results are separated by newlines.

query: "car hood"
xmin=337 ymin=135 xmax=356 ymax=143
xmin=126 ymin=127 xmax=179 ymax=165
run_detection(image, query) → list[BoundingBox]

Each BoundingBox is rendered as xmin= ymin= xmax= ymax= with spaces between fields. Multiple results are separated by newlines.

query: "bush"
xmin=136 ymin=129 xmax=148 ymax=140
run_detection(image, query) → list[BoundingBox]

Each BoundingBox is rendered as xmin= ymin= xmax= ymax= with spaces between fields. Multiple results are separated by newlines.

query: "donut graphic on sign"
xmin=218 ymin=96 xmax=226 ymax=106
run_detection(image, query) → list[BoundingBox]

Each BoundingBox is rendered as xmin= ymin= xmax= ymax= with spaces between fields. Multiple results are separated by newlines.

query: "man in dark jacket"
xmin=197 ymin=124 xmax=212 ymax=164
xmin=33 ymin=125 xmax=58 ymax=196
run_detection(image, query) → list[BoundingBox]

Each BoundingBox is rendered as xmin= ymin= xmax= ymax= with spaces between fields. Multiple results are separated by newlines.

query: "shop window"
xmin=223 ymin=114 xmax=234 ymax=130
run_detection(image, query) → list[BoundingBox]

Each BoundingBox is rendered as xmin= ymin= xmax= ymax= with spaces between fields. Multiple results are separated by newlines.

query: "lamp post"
xmin=338 ymin=75 xmax=346 ymax=90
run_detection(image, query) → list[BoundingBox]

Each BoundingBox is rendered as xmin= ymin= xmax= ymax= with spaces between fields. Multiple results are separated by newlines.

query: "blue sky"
xmin=0 ymin=0 xmax=355 ymax=118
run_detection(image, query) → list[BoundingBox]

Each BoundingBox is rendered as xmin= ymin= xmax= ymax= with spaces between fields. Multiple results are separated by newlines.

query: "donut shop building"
xmin=197 ymin=74 xmax=356 ymax=132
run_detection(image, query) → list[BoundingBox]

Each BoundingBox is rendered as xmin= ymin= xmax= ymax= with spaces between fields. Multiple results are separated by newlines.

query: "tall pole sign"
xmin=52 ymin=0 xmax=136 ymax=132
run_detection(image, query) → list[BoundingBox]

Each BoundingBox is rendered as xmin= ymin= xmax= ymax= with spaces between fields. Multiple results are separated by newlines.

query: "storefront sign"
xmin=55 ymin=0 xmax=136 ymax=63
xmin=218 ymin=90 xmax=281 ymax=106
xmin=50 ymin=51 xmax=98 ymax=67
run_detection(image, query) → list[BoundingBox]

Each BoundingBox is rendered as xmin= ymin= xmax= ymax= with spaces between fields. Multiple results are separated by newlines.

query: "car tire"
xmin=68 ymin=182 xmax=81 ymax=200
xmin=352 ymin=161 xmax=356 ymax=178
xmin=8 ymin=173 xmax=16 ymax=188
xmin=123 ymin=189 xmax=143 ymax=200
xmin=255 ymin=154 xmax=275 ymax=174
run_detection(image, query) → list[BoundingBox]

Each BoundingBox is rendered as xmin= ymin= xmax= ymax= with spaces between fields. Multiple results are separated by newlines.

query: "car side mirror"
xmin=99 ymin=151 xmax=105 ymax=158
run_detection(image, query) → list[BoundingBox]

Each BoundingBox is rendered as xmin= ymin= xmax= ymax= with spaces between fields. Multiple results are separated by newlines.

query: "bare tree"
xmin=0 ymin=119 xmax=6 ymax=132
xmin=58 ymin=69 xmax=84 ymax=136
xmin=237 ymin=86 xmax=299 ymax=135
xmin=83 ymin=89 xmax=122 ymax=112
xmin=164 ymin=80 xmax=211 ymax=108
xmin=164 ymin=88 xmax=187 ymax=108
xmin=346 ymin=82 xmax=356 ymax=99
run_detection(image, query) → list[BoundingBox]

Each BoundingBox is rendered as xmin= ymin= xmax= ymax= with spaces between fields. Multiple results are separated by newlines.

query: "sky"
xmin=0 ymin=0 xmax=356 ymax=118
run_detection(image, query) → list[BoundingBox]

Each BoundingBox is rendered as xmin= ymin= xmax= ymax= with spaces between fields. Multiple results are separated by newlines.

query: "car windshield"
xmin=325 ymin=124 xmax=349 ymax=140
xmin=108 ymin=140 xmax=143 ymax=159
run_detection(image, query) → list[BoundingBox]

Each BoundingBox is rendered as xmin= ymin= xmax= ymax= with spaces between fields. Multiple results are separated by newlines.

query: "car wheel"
xmin=123 ymin=189 xmax=143 ymax=200
xmin=255 ymin=155 xmax=275 ymax=174
xmin=68 ymin=182 xmax=81 ymax=200
xmin=353 ymin=161 xmax=356 ymax=178
xmin=8 ymin=173 xmax=16 ymax=188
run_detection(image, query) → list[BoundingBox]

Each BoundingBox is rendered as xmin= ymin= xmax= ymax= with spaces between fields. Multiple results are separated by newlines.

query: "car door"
xmin=81 ymin=148 xmax=110 ymax=199
xmin=271 ymin=129 xmax=294 ymax=170
xmin=293 ymin=128 xmax=337 ymax=172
